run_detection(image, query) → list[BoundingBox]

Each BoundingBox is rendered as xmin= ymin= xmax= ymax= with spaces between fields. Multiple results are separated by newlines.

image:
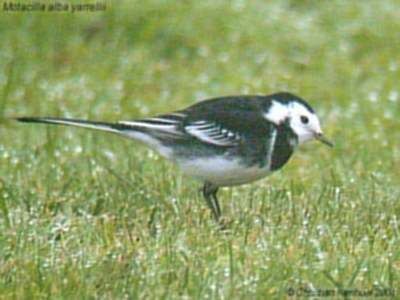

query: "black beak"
xmin=315 ymin=133 xmax=333 ymax=147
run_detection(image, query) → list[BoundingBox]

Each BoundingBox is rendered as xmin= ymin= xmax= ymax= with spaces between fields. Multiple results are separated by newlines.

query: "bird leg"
xmin=202 ymin=182 xmax=221 ymax=221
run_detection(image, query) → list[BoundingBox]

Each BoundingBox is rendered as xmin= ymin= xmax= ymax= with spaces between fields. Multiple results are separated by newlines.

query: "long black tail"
xmin=16 ymin=117 xmax=130 ymax=134
xmin=17 ymin=116 xmax=184 ymax=158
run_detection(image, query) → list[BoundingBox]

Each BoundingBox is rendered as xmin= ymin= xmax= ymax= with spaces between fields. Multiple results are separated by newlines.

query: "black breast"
xmin=270 ymin=123 xmax=297 ymax=171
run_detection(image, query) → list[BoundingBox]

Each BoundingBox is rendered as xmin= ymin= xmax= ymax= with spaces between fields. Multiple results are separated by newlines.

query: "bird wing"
xmin=119 ymin=96 xmax=272 ymax=147
xmin=184 ymin=120 xmax=241 ymax=146
xmin=119 ymin=111 xmax=248 ymax=147
xmin=181 ymin=97 xmax=271 ymax=147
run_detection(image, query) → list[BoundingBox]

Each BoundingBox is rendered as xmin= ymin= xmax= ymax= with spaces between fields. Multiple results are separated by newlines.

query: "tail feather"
xmin=17 ymin=115 xmax=179 ymax=142
xmin=16 ymin=116 xmax=186 ymax=139
xmin=16 ymin=117 xmax=125 ymax=134
xmin=16 ymin=117 xmax=184 ymax=158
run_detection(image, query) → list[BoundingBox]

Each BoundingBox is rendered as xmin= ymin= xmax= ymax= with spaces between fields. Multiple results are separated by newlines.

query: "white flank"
xmin=178 ymin=156 xmax=270 ymax=186
xmin=123 ymin=131 xmax=173 ymax=158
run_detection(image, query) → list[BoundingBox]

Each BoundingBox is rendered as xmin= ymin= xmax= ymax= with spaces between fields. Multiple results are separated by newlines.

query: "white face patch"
xmin=263 ymin=100 xmax=290 ymax=124
xmin=288 ymin=102 xmax=322 ymax=144
xmin=264 ymin=100 xmax=323 ymax=145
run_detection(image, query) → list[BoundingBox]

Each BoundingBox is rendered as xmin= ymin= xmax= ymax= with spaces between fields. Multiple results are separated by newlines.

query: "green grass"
xmin=1 ymin=0 xmax=400 ymax=298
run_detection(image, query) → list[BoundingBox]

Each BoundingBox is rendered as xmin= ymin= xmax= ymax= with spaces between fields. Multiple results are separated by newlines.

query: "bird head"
xmin=263 ymin=93 xmax=333 ymax=147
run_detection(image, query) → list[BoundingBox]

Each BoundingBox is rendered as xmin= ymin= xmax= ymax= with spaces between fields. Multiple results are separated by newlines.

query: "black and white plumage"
xmin=17 ymin=92 xmax=332 ymax=221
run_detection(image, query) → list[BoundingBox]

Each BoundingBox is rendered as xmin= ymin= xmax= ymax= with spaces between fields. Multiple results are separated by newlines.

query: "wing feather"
xmin=184 ymin=121 xmax=240 ymax=146
xmin=118 ymin=112 xmax=187 ymax=139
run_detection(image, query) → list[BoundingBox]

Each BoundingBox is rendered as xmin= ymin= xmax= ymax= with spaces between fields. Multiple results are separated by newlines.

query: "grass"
xmin=1 ymin=0 xmax=400 ymax=298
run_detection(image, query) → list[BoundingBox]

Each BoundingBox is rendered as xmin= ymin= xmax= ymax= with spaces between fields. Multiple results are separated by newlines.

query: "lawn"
xmin=1 ymin=0 xmax=400 ymax=298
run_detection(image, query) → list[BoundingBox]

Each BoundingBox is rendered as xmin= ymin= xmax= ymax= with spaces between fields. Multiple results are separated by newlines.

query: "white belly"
xmin=178 ymin=156 xmax=271 ymax=187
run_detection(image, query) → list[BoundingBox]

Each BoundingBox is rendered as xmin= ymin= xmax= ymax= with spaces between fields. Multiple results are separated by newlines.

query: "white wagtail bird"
xmin=17 ymin=92 xmax=332 ymax=221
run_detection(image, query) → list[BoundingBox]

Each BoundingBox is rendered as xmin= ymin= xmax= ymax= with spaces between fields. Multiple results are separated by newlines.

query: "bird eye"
xmin=300 ymin=115 xmax=309 ymax=124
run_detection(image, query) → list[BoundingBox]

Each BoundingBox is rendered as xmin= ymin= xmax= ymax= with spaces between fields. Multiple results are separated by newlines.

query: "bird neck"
xmin=269 ymin=121 xmax=298 ymax=171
